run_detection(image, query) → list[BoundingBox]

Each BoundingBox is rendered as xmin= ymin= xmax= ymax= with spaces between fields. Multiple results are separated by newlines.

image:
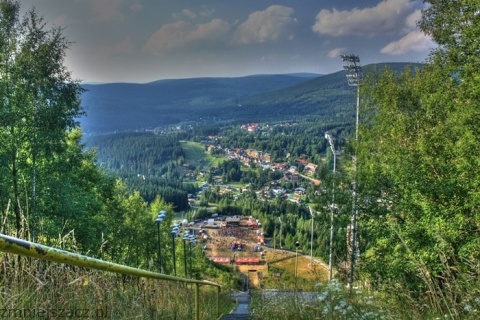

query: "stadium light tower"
xmin=325 ymin=132 xmax=336 ymax=281
xmin=340 ymin=54 xmax=362 ymax=289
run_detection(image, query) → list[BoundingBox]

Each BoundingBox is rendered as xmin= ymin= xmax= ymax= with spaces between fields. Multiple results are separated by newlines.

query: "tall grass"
xmin=250 ymin=280 xmax=391 ymax=320
xmin=378 ymin=258 xmax=480 ymax=319
xmin=250 ymin=259 xmax=480 ymax=320
xmin=0 ymin=234 xmax=235 ymax=319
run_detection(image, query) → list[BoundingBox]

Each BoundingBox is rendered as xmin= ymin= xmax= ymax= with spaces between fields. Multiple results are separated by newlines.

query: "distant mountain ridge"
xmin=78 ymin=64 xmax=421 ymax=133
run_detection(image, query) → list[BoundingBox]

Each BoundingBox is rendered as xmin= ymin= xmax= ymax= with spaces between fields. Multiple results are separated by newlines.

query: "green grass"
xmin=228 ymin=182 xmax=245 ymax=189
xmin=181 ymin=141 xmax=206 ymax=162
xmin=219 ymin=295 xmax=237 ymax=317
xmin=181 ymin=141 xmax=229 ymax=170
xmin=210 ymin=156 xmax=228 ymax=167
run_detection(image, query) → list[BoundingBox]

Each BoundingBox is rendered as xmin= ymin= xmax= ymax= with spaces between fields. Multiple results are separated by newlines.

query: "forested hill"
xmin=79 ymin=74 xmax=319 ymax=133
xmin=79 ymin=63 xmax=420 ymax=133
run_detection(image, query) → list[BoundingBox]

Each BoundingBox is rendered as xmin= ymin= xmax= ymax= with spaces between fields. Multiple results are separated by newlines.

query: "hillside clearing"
xmin=181 ymin=141 xmax=206 ymax=161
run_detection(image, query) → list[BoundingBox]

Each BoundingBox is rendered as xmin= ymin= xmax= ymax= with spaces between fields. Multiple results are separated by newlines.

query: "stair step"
xmin=221 ymin=315 xmax=252 ymax=320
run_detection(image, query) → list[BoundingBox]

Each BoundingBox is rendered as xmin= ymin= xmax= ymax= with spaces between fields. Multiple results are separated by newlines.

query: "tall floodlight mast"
xmin=340 ymin=54 xmax=362 ymax=289
xmin=325 ymin=132 xmax=336 ymax=281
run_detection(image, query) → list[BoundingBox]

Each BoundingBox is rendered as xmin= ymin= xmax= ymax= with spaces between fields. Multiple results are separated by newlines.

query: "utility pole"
xmin=278 ymin=217 xmax=283 ymax=249
xmin=308 ymin=206 xmax=314 ymax=267
xmin=273 ymin=227 xmax=276 ymax=249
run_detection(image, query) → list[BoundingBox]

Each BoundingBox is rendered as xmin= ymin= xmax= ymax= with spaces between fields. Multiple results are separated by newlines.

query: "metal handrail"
xmin=0 ymin=233 xmax=221 ymax=320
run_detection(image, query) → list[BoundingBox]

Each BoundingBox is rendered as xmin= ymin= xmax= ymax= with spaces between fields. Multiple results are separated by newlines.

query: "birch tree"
xmin=0 ymin=1 xmax=83 ymax=237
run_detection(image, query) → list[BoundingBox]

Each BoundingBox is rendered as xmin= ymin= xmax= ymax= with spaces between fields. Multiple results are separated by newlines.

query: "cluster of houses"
xmin=198 ymin=131 xmax=322 ymax=205
xmin=269 ymin=159 xmax=319 ymax=185
xmin=239 ymin=122 xmax=297 ymax=132
xmin=263 ymin=185 xmax=307 ymax=203
xmin=225 ymin=148 xmax=318 ymax=177
xmin=226 ymin=148 xmax=271 ymax=165
xmin=240 ymin=123 xmax=260 ymax=132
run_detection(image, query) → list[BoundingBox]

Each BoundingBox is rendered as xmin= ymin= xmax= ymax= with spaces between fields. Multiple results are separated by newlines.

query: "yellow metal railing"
xmin=0 ymin=233 xmax=221 ymax=320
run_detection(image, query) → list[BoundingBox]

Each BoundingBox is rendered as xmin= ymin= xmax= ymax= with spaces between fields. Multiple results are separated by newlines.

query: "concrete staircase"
xmin=220 ymin=291 xmax=251 ymax=320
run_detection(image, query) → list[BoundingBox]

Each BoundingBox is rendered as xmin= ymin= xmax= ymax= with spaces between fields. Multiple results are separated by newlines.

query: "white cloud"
xmin=172 ymin=7 xmax=215 ymax=20
xmin=193 ymin=19 xmax=230 ymax=43
xmin=403 ymin=9 xmax=422 ymax=32
xmin=312 ymin=0 xmax=416 ymax=37
xmin=328 ymin=48 xmax=346 ymax=58
xmin=97 ymin=36 xmax=134 ymax=58
xmin=199 ymin=7 xmax=216 ymax=18
xmin=173 ymin=9 xmax=196 ymax=20
xmin=381 ymin=30 xmax=434 ymax=55
xmin=144 ymin=19 xmax=230 ymax=54
xmin=234 ymin=5 xmax=297 ymax=45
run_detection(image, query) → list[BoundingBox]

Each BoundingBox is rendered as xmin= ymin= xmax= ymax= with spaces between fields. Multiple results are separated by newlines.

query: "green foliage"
xmin=85 ymin=131 xmax=185 ymax=174
xmin=0 ymin=0 xmax=84 ymax=237
xmin=84 ymin=132 xmax=194 ymax=211
xmin=356 ymin=1 xmax=480 ymax=314
xmin=359 ymin=62 xmax=480 ymax=280
xmin=36 ymin=129 xmax=114 ymax=252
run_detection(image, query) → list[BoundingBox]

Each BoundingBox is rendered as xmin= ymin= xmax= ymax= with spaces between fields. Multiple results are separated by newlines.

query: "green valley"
xmin=1 ymin=0 xmax=480 ymax=319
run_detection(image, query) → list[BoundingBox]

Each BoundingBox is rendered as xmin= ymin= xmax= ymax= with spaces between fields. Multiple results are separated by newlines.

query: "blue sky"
xmin=19 ymin=0 xmax=435 ymax=83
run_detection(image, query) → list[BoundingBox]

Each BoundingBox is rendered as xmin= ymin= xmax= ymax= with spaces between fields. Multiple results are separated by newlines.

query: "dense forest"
xmin=79 ymin=74 xmax=320 ymax=133
xmin=84 ymin=132 xmax=195 ymax=210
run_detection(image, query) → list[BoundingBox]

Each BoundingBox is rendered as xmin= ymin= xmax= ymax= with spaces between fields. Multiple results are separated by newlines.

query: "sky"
xmin=18 ymin=0 xmax=436 ymax=83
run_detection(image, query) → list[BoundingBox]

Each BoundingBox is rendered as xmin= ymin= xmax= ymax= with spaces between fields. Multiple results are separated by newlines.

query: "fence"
xmin=0 ymin=233 xmax=221 ymax=320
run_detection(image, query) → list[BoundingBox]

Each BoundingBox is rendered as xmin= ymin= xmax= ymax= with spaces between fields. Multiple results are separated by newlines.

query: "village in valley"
xmin=191 ymin=123 xmax=322 ymax=204
xmin=171 ymin=123 xmax=331 ymax=288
